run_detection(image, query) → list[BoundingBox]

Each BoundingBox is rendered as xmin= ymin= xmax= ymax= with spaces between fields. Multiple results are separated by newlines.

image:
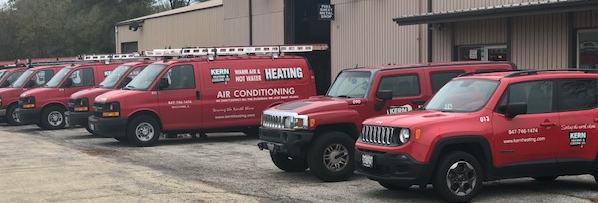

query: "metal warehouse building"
xmin=116 ymin=0 xmax=598 ymax=93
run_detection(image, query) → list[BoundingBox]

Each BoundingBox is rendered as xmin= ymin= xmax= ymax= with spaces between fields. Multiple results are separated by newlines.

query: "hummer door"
xmin=375 ymin=74 xmax=422 ymax=115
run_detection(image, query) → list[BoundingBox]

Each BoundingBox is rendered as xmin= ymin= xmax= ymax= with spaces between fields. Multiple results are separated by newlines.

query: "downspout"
xmin=249 ymin=0 xmax=253 ymax=46
xmin=427 ymin=0 xmax=433 ymax=63
xmin=114 ymin=25 xmax=119 ymax=53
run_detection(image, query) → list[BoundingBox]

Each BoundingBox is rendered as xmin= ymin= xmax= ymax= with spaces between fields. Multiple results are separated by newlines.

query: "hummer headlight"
xmin=399 ymin=128 xmax=411 ymax=144
xmin=284 ymin=115 xmax=308 ymax=130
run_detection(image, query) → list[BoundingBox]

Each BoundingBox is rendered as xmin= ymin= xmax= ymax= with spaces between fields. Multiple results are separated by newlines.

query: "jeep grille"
xmin=361 ymin=125 xmax=398 ymax=146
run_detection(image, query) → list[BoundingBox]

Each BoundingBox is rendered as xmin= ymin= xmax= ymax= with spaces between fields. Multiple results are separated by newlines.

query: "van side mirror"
xmin=25 ymin=80 xmax=35 ymax=88
xmin=63 ymin=78 xmax=73 ymax=88
xmin=158 ymin=78 xmax=170 ymax=90
xmin=119 ymin=77 xmax=133 ymax=89
xmin=0 ymin=80 xmax=9 ymax=88
xmin=504 ymin=102 xmax=527 ymax=119
xmin=375 ymin=90 xmax=393 ymax=111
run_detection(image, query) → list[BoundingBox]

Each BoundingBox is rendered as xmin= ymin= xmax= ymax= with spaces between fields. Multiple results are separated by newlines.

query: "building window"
xmin=457 ymin=45 xmax=507 ymax=61
xmin=578 ymin=29 xmax=598 ymax=69
xmin=121 ymin=42 xmax=138 ymax=53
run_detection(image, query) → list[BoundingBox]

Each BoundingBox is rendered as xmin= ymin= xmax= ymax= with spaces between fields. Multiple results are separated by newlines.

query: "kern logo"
xmin=265 ymin=67 xmax=303 ymax=81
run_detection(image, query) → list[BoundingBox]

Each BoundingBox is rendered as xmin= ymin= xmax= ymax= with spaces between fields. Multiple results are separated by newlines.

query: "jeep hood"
xmin=364 ymin=110 xmax=466 ymax=127
xmin=71 ymin=88 xmax=111 ymax=100
xmin=271 ymin=96 xmax=355 ymax=114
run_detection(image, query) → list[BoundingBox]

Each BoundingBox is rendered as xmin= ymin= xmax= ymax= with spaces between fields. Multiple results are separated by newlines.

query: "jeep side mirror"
xmin=119 ymin=77 xmax=133 ymax=89
xmin=158 ymin=78 xmax=170 ymax=90
xmin=63 ymin=78 xmax=74 ymax=88
xmin=375 ymin=90 xmax=393 ymax=111
xmin=504 ymin=102 xmax=527 ymax=119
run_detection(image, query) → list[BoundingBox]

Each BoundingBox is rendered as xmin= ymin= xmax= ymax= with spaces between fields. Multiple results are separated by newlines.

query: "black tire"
xmin=85 ymin=125 xmax=100 ymax=136
xmin=5 ymin=104 xmax=20 ymax=126
xmin=39 ymin=105 xmax=66 ymax=130
xmin=307 ymin=131 xmax=355 ymax=182
xmin=433 ymin=151 xmax=483 ymax=203
xmin=270 ymin=152 xmax=308 ymax=172
xmin=533 ymin=176 xmax=558 ymax=182
xmin=379 ymin=181 xmax=411 ymax=191
xmin=126 ymin=115 xmax=161 ymax=147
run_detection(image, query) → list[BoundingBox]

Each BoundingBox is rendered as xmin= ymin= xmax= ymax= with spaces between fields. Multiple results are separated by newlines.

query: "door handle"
xmin=195 ymin=91 xmax=201 ymax=100
xmin=540 ymin=122 xmax=556 ymax=127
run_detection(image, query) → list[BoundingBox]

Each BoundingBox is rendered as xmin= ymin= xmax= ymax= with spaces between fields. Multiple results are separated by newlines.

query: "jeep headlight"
xmin=284 ymin=115 xmax=308 ymax=130
xmin=399 ymin=128 xmax=410 ymax=144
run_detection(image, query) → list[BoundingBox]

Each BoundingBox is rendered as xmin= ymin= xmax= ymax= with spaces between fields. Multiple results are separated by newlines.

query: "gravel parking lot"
xmin=0 ymin=124 xmax=597 ymax=202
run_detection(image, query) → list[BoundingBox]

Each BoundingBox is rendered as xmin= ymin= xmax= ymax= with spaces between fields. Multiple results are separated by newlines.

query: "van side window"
xmin=497 ymin=80 xmax=554 ymax=114
xmin=34 ymin=70 xmax=54 ymax=86
xmin=70 ymin=68 xmax=94 ymax=87
xmin=162 ymin=65 xmax=195 ymax=90
xmin=430 ymin=71 xmax=465 ymax=93
xmin=378 ymin=75 xmax=420 ymax=97
xmin=556 ymin=79 xmax=597 ymax=111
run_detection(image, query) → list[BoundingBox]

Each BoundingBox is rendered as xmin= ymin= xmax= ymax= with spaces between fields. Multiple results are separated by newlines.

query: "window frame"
xmin=376 ymin=73 xmax=421 ymax=98
xmin=69 ymin=68 xmax=95 ymax=87
xmin=159 ymin=64 xmax=196 ymax=91
xmin=494 ymin=80 xmax=557 ymax=115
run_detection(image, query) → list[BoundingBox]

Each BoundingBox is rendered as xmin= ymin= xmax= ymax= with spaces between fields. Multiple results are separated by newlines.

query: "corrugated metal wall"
xmin=223 ymin=0 xmax=250 ymax=45
xmin=511 ymin=13 xmax=569 ymax=69
xmin=116 ymin=6 xmax=224 ymax=52
xmin=432 ymin=0 xmax=538 ymax=12
xmin=330 ymin=0 xmax=428 ymax=78
xmin=222 ymin=0 xmax=284 ymax=46
xmin=454 ymin=18 xmax=507 ymax=45
xmin=576 ymin=10 xmax=598 ymax=28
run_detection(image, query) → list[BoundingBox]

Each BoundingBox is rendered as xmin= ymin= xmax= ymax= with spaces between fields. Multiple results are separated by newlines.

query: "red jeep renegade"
xmin=89 ymin=55 xmax=316 ymax=147
xmin=356 ymin=70 xmax=598 ymax=202
xmin=0 ymin=65 xmax=67 ymax=125
xmin=66 ymin=61 xmax=151 ymax=134
xmin=16 ymin=62 xmax=122 ymax=130
xmin=258 ymin=62 xmax=515 ymax=182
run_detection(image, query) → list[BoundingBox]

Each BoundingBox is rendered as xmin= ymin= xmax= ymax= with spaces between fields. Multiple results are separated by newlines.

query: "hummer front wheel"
xmin=307 ymin=131 xmax=355 ymax=182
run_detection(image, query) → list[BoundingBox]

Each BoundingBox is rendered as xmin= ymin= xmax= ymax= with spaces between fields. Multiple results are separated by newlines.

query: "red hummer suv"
xmin=0 ymin=65 xmax=67 ymax=125
xmin=258 ymin=62 xmax=515 ymax=182
xmin=16 ymin=63 xmax=122 ymax=130
xmin=89 ymin=56 xmax=316 ymax=146
xmin=356 ymin=70 xmax=598 ymax=202
xmin=66 ymin=61 xmax=150 ymax=135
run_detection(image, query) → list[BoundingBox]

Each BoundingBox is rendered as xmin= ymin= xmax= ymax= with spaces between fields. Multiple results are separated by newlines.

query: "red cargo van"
xmin=66 ymin=61 xmax=151 ymax=134
xmin=0 ymin=67 xmax=26 ymax=88
xmin=89 ymin=48 xmax=319 ymax=146
xmin=16 ymin=62 xmax=123 ymax=130
xmin=0 ymin=65 xmax=67 ymax=125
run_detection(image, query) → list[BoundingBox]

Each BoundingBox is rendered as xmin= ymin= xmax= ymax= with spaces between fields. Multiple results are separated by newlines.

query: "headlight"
xmin=20 ymin=96 xmax=35 ymax=109
xmin=73 ymin=98 xmax=89 ymax=112
xmin=284 ymin=115 xmax=308 ymax=130
xmin=100 ymin=102 xmax=120 ymax=117
xmin=399 ymin=128 xmax=410 ymax=144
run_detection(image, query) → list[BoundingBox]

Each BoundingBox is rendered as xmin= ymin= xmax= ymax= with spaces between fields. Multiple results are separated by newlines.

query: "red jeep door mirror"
xmin=505 ymin=102 xmax=527 ymax=119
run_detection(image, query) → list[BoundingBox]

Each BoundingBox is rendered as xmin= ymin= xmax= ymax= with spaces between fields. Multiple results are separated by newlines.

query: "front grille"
xmin=262 ymin=114 xmax=285 ymax=129
xmin=361 ymin=125 xmax=398 ymax=146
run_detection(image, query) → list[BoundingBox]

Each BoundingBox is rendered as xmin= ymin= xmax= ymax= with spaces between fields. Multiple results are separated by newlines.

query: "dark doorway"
xmin=285 ymin=0 xmax=331 ymax=95
xmin=121 ymin=42 xmax=139 ymax=54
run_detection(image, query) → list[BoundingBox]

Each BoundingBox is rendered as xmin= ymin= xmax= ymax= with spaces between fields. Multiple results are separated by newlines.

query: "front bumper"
xmin=257 ymin=127 xmax=314 ymax=157
xmin=15 ymin=108 xmax=40 ymax=125
xmin=355 ymin=149 xmax=430 ymax=186
xmin=88 ymin=115 xmax=127 ymax=138
xmin=65 ymin=111 xmax=92 ymax=127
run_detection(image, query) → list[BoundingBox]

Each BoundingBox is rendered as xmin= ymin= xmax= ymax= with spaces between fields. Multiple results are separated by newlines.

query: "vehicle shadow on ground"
xmin=94 ymin=134 xmax=256 ymax=148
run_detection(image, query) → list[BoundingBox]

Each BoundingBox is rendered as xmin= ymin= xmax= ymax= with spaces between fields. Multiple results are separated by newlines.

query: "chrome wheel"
xmin=11 ymin=110 xmax=20 ymax=123
xmin=446 ymin=161 xmax=477 ymax=196
xmin=47 ymin=111 xmax=63 ymax=127
xmin=323 ymin=143 xmax=349 ymax=172
xmin=135 ymin=122 xmax=155 ymax=142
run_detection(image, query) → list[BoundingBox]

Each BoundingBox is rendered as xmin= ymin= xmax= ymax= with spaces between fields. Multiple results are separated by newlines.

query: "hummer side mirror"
xmin=375 ymin=90 xmax=393 ymax=111
xmin=504 ymin=102 xmax=527 ymax=119
xmin=63 ymin=78 xmax=74 ymax=88
xmin=158 ymin=78 xmax=170 ymax=90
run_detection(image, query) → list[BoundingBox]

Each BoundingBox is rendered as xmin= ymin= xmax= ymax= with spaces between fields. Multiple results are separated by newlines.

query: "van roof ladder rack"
xmin=143 ymin=44 xmax=329 ymax=59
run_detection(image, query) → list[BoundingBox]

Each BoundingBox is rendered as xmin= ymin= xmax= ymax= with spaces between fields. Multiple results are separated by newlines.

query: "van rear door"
xmin=156 ymin=64 xmax=202 ymax=131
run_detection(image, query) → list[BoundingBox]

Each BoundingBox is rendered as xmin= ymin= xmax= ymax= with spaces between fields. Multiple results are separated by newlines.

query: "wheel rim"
xmin=11 ymin=110 xmax=20 ymax=123
xmin=446 ymin=161 xmax=477 ymax=196
xmin=47 ymin=111 xmax=63 ymax=126
xmin=135 ymin=122 xmax=155 ymax=142
xmin=323 ymin=143 xmax=349 ymax=172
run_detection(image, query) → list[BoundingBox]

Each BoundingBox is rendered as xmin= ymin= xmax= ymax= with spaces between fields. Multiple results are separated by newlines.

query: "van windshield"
xmin=11 ymin=70 xmax=33 ymax=88
xmin=124 ymin=64 xmax=166 ymax=90
xmin=425 ymin=79 xmax=499 ymax=113
xmin=327 ymin=71 xmax=372 ymax=98
xmin=45 ymin=68 xmax=71 ymax=88
xmin=99 ymin=65 xmax=130 ymax=89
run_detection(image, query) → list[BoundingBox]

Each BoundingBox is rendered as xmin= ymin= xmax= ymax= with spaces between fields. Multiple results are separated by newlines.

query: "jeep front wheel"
xmin=433 ymin=151 xmax=483 ymax=202
xmin=270 ymin=152 xmax=308 ymax=172
xmin=40 ymin=106 xmax=66 ymax=130
xmin=307 ymin=131 xmax=354 ymax=182
xmin=126 ymin=115 xmax=160 ymax=147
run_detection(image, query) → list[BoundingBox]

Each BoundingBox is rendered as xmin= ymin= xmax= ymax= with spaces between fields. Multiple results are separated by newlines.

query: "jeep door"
xmin=374 ymin=72 xmax=427 ymax=115
xmin=492 ymin=80 xmax=560 ymax=169
xmin=156 ymin=64 xmax=202 ymax=130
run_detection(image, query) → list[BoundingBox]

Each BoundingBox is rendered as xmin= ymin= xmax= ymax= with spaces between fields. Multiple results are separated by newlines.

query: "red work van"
xmin=0 ymin=67 xmax=26 ymax=88
xmin=0 ymin=65 xmax=67 ymax=125
xmin=66 ymin=61 xmax=151 ymax=134
xmin=16 ymin=62 xmax=123 ymax=130
xmin=89 ymin=45 xmax=321 ymax=146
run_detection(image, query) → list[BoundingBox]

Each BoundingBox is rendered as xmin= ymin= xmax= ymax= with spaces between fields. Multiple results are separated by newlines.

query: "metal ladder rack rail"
xmin=143 ymin=44 xmax=329 ymax=58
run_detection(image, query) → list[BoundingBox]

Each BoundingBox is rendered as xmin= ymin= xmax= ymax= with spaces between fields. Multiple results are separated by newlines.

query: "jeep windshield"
xmin=124 ymin=64 xmax=166 ymax=90
xmin=99 ymin=65 xmax=130 ymax=89
xmin=425 ymin=79 xmax=499 ymax=113
xmin=45 ymin=68 xmax=71 ymax=88
xmin=327 ymin=71 xmax=371 ymax=98
xmin=10 ymin=70 xmax=33 ymax=88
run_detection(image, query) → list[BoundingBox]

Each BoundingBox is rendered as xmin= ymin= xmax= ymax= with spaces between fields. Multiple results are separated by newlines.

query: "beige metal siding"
xmin=330 ymin=0 xmax=428 ymax=78
xmin=251 ymin=0 xmax=284 ymax=45
xmin=431 ymin=24 xmax=452 ymax=62
xmin=116 ymin=6 xmax=224 ymax=53
xmin=576 ymin=10 xmax=598 ymax=28
xmin=454 ymin=18 xmax=507 ymax=45
xmin=511 ymin=13 xmax=569 ymax=70
xmin=223 ymin=0 xmax=250 ymax=45
xmin=432 ymin=0 xmax=538 ymax=12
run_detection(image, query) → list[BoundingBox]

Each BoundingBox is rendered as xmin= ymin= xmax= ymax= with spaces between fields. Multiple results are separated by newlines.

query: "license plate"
xmin=267 ymin=143 xmax=275 ymax=151
xmin=362 ymin=154 xmax=373 ymax=168
xmin=89 ymin=123 xmax=95 ymax=131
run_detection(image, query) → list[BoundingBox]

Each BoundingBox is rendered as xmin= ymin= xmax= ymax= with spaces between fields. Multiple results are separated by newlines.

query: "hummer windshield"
xmin=327 ymin=71 xmax=372 ymax=98
xmin=11 ymin=70 xmax=33 ymax=88
xmin=124 ymin=64 xmax=166 ymax=90
xmin=425 ymin=79 xmax=499 ymax=113
xmin=45 ymin=68 xmax=71 ymax=88
xmin=99 ymin=65 xmax=130 ymax=89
